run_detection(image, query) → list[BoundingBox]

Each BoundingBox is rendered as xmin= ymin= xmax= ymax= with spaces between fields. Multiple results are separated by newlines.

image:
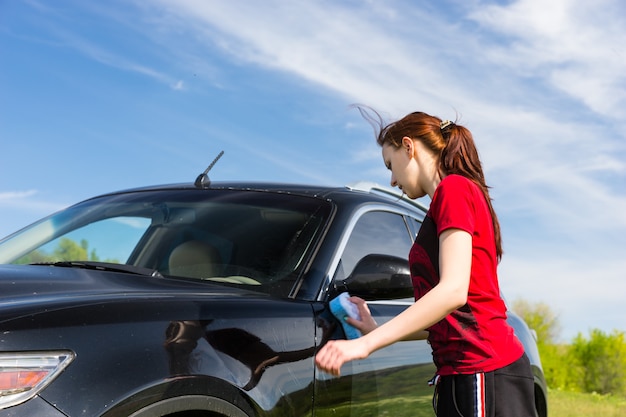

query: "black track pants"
xmin=434 ymin=353 xmax=536 ymax=417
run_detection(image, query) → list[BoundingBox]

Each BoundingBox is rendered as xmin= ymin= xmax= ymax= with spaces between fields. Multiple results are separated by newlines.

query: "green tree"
xmin=53 ymin=237 xmax=88 ymax=261
xmin=511 ymin=298 xmax=562 ymax=345
xmin=14 ymin=237 xmax=107 ymax=264
xmin=570 ymin=329 xmax=626 ymax=396
xmin=511 ymin=298 xmax=581 ymax=391
xmin=536 ymin=342 xmax=583 ymax=392
xmin=14 ymin=249 xmax=50 ymax=264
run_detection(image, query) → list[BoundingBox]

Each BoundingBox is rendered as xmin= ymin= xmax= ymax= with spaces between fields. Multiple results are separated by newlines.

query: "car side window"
xmin=406 ymin=216 xmax=423 ymax=241
xmin=335 ymin=210 xmax=413 ymax=282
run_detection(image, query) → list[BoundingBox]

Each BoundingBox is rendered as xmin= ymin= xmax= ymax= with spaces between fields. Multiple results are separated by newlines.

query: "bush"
xmin=511 ymin=299 xmax=626 ymax=397
xmin=538 ymin=343 xmax=582 ymax=392
xmin=570 ymin=329 xmax=626 ymax=396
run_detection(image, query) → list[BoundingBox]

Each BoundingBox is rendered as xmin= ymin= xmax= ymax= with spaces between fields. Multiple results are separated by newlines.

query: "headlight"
xmin=0 ymin=351 xmax=75 ymax=409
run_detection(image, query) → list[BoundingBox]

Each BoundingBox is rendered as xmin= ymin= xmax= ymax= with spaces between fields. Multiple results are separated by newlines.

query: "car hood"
xmin=0 ymin=264 xmax=259 ymax=320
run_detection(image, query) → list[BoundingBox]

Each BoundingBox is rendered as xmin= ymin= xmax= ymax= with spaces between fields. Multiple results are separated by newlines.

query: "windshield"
xmin=0 ymin=188 xmax=332 ymax=296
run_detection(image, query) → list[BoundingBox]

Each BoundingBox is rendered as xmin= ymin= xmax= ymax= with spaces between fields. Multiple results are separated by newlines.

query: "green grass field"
xmin=310 ymin=364 xmax=626 ymax=417
xmin=548 ymin=390 xmax=626 ymax=417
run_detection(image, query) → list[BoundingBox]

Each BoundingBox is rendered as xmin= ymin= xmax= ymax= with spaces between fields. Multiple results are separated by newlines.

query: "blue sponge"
xmin=329 ymin=292 xmax=361 ymax=339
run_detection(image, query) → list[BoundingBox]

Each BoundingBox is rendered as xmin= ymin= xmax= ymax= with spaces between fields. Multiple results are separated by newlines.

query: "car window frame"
xmin=316 ymin=203 xmax=425 ymax=303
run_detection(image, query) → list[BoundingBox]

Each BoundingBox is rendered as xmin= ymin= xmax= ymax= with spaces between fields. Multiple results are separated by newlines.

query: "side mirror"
xmin=336 ymin=254 xmax=413 ymax=301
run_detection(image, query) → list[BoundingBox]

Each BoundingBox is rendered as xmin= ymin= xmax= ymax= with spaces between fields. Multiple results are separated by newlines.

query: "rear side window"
xmin=338 ymin=210 xmax=413 ymax=279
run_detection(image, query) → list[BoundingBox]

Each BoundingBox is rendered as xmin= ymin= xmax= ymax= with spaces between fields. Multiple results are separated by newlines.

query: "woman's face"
xmin=382 ymin=136 xmax=439 ymax=199
xmin=381 ymin=140 xmax=424 ymax=199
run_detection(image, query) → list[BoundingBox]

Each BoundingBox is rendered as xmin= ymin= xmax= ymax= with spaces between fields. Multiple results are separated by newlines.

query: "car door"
xmin=314 ymin=208 xmax=436 ymax=416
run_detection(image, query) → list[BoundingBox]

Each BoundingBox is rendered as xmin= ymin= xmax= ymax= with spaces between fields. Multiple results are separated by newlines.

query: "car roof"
xmin=99 ymin=181 xmax=429 ymax=214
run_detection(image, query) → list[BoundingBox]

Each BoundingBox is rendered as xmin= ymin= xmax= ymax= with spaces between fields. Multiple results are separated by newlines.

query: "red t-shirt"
xmin=409 ymin=174 xmax=523 ymax=375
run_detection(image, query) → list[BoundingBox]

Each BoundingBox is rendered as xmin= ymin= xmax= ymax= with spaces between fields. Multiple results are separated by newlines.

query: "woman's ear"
xmin=401 ymin=136 xmax=414 ymax=157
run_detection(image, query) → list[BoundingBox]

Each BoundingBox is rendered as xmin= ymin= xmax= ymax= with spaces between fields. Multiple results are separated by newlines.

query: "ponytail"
xmin=439 ymin=122 xmax=503 ymax=260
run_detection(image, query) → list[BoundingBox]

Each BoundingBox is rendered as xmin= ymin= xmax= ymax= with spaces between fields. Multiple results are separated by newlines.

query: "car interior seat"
xmin=167 ymin=240 xmax=221 ymax=279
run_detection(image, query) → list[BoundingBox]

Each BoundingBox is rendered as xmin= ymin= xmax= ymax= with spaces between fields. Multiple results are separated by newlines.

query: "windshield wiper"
xmin=31 ymin=261 xmax=162 ymax=277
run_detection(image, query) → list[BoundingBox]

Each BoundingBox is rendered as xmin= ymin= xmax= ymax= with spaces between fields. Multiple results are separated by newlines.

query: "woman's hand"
xmin=315 ymin=338 xmax=371 ymax=376
xmin=346 ymin=296 xmax=378 ymax=335
xmin=315 ymin=297 xmax=378 ymax=376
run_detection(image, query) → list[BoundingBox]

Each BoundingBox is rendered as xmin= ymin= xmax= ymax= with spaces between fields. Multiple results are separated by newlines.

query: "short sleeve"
xmin=430 ymin=175 xmax=477 ymax=236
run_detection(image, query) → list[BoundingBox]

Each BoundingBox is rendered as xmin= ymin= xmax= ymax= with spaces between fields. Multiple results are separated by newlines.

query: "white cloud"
xmin=171 ymin=79 xmax=185 ymax=90
xmin=0 ymin=190 xmax=38 ymax=201
xmin=137 ymin=0 xmax=626 ymax=231
xmin=23 ymin=5 xmax=183 ymax=90
xmin=0 ymin=190 xmax=66 ymax=213
xmin=72 ymin=40 xmax=176 ymax=87
xmin=469 ymin=0 xmax=626 ymax=118
xmin=0 ymin=190 xmax=68 ymax=238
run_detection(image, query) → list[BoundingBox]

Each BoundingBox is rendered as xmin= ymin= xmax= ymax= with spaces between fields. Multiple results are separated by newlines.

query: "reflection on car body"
xmin=0 ymin=179 xmax=548 ymax=416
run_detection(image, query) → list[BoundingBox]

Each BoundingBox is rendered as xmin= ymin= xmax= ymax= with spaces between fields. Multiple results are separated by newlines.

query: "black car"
xmin=0 ymin=178 xmax=548 ymax=417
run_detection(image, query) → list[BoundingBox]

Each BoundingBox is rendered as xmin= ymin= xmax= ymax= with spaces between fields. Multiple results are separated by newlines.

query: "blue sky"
xmin=1 ymin=0 xmax=625 ymax=341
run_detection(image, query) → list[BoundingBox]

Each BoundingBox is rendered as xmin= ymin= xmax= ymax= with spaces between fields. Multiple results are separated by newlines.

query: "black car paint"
xmin=0 ymin=182 xmax=547 ymax=416
xmin=0 ymin=269 xmax=433 ymax=416
xmin=1 ymin=267 xmax=313 ymax=415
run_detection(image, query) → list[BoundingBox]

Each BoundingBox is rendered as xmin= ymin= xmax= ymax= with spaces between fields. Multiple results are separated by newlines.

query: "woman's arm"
xmin=346 ymin=296 xmax=428 ymax=340
xmin=315 ymin=228 xmax=472 ymax=376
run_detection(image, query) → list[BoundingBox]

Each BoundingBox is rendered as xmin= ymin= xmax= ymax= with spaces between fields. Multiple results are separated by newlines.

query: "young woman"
xmin=315 ymin=109 xmax=536 ymax=417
